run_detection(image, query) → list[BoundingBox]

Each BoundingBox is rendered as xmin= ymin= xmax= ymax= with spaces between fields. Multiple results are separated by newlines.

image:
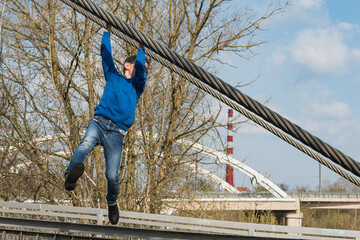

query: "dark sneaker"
xmin=108 ymin=204 xmax=119 ymax=225
xmin=65 ymin=162 xmax=84 ymax=191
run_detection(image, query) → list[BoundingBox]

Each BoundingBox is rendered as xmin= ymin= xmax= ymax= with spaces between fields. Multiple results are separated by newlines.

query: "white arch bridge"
xmin=1 ymin=132 xmax=288 ymax=199
xmin=176 ymin=139 xmax=288 ymax=198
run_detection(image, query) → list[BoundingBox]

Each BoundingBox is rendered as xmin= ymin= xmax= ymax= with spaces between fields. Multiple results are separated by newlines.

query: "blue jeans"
xmin=65 ymin=115 xmax=126 ymax=205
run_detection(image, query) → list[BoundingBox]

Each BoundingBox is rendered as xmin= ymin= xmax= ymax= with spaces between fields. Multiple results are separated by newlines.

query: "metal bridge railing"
xmin=0 ymin=201 xmax=359 ymax=240
xmin=189 ymin=191 xmax=360 ymax=199
xmin=288 ymin=192 xmax=360 ymax=199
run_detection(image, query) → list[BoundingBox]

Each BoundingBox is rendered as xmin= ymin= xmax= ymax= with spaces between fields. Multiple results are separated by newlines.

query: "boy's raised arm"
xmin=100 ymin=24 xmax=118 ymax=80
xmin=134 ymin=46 xmax=147 ymax=95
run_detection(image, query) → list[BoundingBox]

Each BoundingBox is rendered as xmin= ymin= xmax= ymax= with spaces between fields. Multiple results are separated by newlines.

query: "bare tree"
xmin=0 ymin=0 xmax=287 ymax=215
xmin=112 ymin=0 xmax=287 ymax=213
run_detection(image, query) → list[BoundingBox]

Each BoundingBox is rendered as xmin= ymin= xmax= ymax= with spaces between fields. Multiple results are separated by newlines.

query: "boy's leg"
xmin=64 ymin=118 xmax=101 ymax=190
xmin=102 ymin=124 xmax=125 ymax=224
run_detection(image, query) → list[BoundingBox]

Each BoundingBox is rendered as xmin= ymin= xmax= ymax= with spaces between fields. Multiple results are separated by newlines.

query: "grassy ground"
xmin=302 ymin=209 xmax=360 ymax=230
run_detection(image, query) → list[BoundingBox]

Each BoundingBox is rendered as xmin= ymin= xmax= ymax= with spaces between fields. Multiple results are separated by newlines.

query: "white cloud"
xmin=267 ymin=0 xmax=328 ymax=27
xmin=269 ymin=49 xmax=287 ymax=67
xmin=337 ymin=22 xmax=357 ymax=32
xmin=353 ymin=49 xmax=360 ymax=60
xmin=297 ymin=0 xmax=325 ymax=9
xmin=238 ymin=123 xmax=268 ymax=134
xmin=311 ymin=101 xmax=351 ymax=119
xmin=319 ymin=88 xmax=331 ymax=99
xmin=290 ymin=27 xmax=349 ymax=74
xmin=298 ymin=117 xmax=360 ymax=145
xmin=347 ymin=48 xmax=360 ymax=75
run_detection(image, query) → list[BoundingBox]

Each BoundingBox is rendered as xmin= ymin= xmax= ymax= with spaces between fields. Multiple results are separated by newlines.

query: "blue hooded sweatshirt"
xmin=94 ymin=31 xmax=147 ymax=131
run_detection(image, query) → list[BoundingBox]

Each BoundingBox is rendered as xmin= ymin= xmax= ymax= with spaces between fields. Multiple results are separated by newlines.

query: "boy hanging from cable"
xmin=64 ymin=24 xmax=149 ymax=225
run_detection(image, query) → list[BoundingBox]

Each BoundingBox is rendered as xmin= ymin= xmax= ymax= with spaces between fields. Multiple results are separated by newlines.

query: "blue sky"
xmin=217 ymin=0 xmax=360 ymax=190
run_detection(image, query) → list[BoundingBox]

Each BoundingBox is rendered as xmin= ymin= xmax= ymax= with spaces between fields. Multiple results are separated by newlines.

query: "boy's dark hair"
xmin=124 ymin=55 xmax=137 ymax=64
xmin=123 ymin=55 xmax=150 ymax=74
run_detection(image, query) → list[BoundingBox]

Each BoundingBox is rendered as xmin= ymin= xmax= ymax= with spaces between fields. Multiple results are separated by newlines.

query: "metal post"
xmin=97 ymin=209 xmax=106 ymax=225
xmin=2 ymin=230 xmax=7 ymax=240
xmin=319 ymin=163 xmax=321 ymax=193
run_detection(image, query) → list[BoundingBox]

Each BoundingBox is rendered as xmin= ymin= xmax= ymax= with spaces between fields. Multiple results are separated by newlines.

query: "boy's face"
xmin=124 ymin=61 xmax=149 ymax=78
xmin=124 ymin=62 xmax=135 ymax=78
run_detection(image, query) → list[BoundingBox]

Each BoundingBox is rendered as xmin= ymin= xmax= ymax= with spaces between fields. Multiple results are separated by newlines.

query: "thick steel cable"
xmin=59 ymin=0 xmax=360 ymax=184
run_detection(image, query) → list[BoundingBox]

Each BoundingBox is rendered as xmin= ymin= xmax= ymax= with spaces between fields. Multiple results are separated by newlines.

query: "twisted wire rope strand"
xmin=60 ymin=0 xmax=360 ymax=185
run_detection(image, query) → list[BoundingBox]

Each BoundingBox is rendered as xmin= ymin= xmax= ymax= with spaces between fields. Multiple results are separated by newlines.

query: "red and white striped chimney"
xmin=226 ymin=109 xmax=234 ymax=186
